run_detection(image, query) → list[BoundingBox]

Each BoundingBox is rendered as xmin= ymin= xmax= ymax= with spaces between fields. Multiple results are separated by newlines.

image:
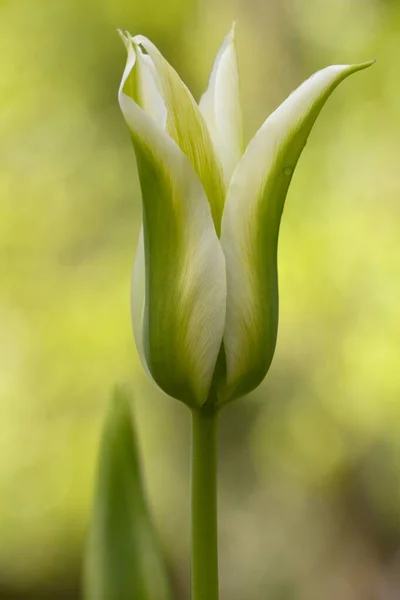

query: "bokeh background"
xmin=1 ymin=0 xmax=400 ymax=598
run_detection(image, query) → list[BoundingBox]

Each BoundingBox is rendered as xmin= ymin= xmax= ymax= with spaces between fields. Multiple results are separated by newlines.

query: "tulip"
xmin=118 ymin=27 xmax=372 ymax=409
xmin=118 ymin=28 xmax=372 ymax=410
xmin=117 ymin=27 xmax=373 ymax=600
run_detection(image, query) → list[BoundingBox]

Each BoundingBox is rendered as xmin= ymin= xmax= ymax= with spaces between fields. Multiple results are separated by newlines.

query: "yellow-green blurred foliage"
xmin=1 ymin=0 xmax=400 ymax=598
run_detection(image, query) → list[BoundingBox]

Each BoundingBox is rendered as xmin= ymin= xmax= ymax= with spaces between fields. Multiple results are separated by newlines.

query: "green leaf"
xmin=220 ymin=61 xmax=374 ymax=403
xmin=83 ymin=387 xmax=173 ymax=600
xmin=119 ymin=36 xmax=226 ymax=407
xmin=199 ymin=24 xmax=244 ymax=185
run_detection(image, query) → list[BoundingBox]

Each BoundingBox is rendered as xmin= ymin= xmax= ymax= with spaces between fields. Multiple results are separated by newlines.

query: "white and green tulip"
xmin=118 ymin=27 xmax=372 ymax=409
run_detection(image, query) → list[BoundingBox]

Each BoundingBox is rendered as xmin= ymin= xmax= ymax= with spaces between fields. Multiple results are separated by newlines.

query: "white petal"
xmin=133 ymin=34 xmax=226 ymax=234
xmin=220 ymin=61 xmax=374 ymax=403
xmin=199 ymin=24 xmax=244 ymax=185
xmin=119 ymin=39 xmax=227 ymax=407
xmin=119 ymin=31 xmax=166 ymax=127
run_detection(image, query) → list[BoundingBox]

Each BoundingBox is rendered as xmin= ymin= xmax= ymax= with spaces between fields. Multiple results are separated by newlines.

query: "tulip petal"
xmin=119 ymin=31 xmax=167 ymax=128
xmin=220 ymin=61 xmax=374 ymax=403
xmin=119 ymin=39 xmax=226 ymax=407
xmin=199 ymin=24 xmax=244 ymax=184
xmin=132 ymin=34 xmax=226 ymax=234
xmin=131 ymin=227 xmax=150 ymax=377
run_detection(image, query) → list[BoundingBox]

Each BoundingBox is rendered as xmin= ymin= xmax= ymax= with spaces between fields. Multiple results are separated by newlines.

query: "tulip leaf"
xmin=119 ymin=37 xmax=226 ymax=407
xmin=199 ymin=24 xmax=244 ymax=185
xmin=83 ymin=387 xmax=173 ymax=600
xmin=220 ymin=61 xmax=374 ymax=403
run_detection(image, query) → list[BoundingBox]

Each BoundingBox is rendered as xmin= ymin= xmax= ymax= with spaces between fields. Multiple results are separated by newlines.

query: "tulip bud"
xmin=118 ymin=28 xmax=373 ymax=408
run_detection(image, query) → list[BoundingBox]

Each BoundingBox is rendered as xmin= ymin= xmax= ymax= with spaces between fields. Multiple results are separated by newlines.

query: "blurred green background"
xmin=1 ymin=0 xmax=400 ymax=598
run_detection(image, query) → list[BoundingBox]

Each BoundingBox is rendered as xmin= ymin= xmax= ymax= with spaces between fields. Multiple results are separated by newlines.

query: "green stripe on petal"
xmin=220 ymin=61 xmax=374 ymax=403
xmin=132 ymin=34 xmax=226 ymax=235
xmin=199 ymin=24 xmax=244 ymax=185
xmin=119 ymin=41 xmax=226 ymax=407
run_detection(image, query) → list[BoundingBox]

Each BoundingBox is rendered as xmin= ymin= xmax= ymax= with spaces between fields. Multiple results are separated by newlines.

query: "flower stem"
xmin=191 ymin=407 xmax=219 ymax=600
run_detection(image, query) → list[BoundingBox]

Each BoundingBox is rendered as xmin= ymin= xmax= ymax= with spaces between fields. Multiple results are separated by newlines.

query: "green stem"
xmin=191 ymin=407 xmax=219 ymax=600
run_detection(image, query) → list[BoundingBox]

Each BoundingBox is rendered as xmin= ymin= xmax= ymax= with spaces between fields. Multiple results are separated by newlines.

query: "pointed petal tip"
xmin=354 ymin=58 xmax=376 ymax=70
xmin=117 ymin=30 xmax=136 ymax=56
xmin=341 ymin=59 xmax=375 ymax=76
xmin=117 ymin=29 xmax=129 ymax=48
xmin=222 ymin=21 xmax=238 ymax=46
